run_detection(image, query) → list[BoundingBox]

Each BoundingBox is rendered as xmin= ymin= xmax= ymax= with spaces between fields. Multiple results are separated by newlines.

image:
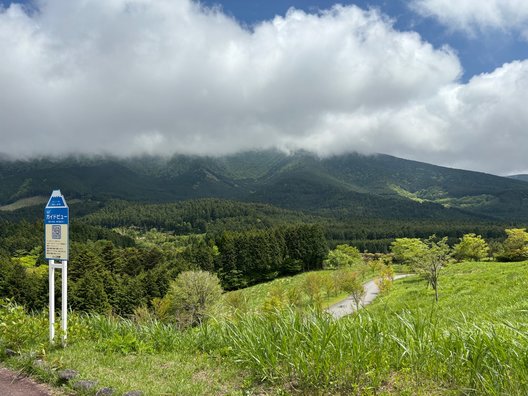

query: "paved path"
xmin=327 ymin=274 xmax=412 ymax=319
xmin=0 ymin=366 xmax=54 ymax=396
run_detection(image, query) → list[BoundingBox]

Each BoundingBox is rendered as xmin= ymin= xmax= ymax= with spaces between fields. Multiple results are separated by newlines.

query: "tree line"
xmin=0 ymin=223 xmax=327 ymax=314
xmin=2 ymin=198 xmax=517 ymax=252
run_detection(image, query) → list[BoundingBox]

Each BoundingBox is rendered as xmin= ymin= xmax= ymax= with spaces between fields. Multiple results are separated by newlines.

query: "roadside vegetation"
xmin=2 ymin=257 xmax=528 ymax=394
xmin=3 ymin=226 xmax=528 ymax=394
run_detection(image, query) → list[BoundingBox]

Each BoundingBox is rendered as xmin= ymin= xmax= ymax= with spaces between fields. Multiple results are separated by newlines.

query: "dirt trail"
xmin=327 ymin=274 xmax=412 ymax=318
xmin=0 ymin=366 xmax=54 ymax=396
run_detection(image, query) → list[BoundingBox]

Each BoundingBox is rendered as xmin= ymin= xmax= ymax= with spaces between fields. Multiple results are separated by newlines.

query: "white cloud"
xmin=367 ymin=60 xmax=528 ymax=175
xmin=412 ymin=0 xmax=528 ymax=38
xmin=0 ymin=0 xmax=527 ymax=175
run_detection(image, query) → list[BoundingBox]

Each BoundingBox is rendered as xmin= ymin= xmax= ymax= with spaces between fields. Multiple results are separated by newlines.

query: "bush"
xmin=323 ymin=245 xmax=362 ymax=269
xmin=453 ymin=233 xmax=489 ymax=262
xmin=496 ymin=228 xmax=528 ymax=262
xmin=160 ymin=271 xmax=223 ymax=328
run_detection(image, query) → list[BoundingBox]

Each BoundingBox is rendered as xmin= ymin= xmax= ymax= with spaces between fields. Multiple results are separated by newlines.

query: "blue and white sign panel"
xmin=45 ymin=190 xmax=69 ymax=261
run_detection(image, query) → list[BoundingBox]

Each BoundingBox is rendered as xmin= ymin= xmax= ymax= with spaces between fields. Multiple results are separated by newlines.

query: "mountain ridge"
xmin=1 ymin=150 xmax=528 ymax=221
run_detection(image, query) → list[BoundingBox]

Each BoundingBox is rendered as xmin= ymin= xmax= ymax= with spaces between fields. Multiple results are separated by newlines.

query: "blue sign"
xmin=47 ymin=196 xmax=66 ymax=207
xmin=44 ymin=207 xmax=69 ymax=225
xmin=45 ymin=190 xmax=69 ymax=225
xmin=45 ymin=190 xmax=69 ymax=261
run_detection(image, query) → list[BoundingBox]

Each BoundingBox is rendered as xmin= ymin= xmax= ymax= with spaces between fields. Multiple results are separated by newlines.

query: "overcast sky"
xmin=0 ymin=0 xmax=527 ymax=175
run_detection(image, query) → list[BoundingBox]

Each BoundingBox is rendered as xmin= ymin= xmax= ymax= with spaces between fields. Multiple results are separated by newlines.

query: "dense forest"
xmin=0 ymin=204 xmax=328 ymax=314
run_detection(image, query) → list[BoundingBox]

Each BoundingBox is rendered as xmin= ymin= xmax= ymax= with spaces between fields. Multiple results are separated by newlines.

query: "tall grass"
xmin=0 ymin=299 xmax=201 ymax=357
xmin=211 ymin=308 xmax=528 ymax=395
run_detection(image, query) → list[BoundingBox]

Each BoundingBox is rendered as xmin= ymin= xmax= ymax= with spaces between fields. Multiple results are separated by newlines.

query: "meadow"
xmin=1 ymin=261 xmax=528 ymax=395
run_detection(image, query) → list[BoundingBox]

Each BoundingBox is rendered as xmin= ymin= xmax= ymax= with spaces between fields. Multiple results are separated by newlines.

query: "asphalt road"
xmin=327 ymin=274 xmax=412 ymax=318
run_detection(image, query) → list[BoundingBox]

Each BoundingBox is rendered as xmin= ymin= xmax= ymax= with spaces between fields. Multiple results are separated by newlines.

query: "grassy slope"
xmin=223 ymin=270 xmax=347 ymax=311
xmin=223 ymin=263 xmax=380 ymax=311
xmin=368 ymin=261 xmax=528 ymax=324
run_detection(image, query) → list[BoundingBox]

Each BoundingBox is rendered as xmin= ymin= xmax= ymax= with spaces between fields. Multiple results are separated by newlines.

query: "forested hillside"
xmin=2 ymin=150 xmax=528 ymax=221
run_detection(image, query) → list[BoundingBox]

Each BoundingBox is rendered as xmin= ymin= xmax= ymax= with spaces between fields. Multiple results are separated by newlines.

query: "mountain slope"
xmin=509 ymin=174 xmax=528 ymax=183
xmin=1 ymin=151 xmax=528 ymax=221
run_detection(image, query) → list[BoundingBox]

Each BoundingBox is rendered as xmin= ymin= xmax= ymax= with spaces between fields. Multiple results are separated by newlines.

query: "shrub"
xmin=323 ymin=245 xmax=362 ymax=269
xmin=160 ymin=271 xmax=223 ymax=328
xmin=496 ymin=228 xmax=528 ymax=262
xmin=453 ymin=233 xmax=489 ymax=262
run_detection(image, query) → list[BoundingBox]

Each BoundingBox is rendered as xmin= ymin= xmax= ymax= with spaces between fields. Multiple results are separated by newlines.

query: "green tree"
xmin=375 ymin=264 xmax=395 ymax=294
xmin=391 ymin=236 xmax=451 ymax=302
xmin=391 ymin=238 xmax=428 ymax=265
xmin=453 ymin=233 xmax=489 ymax=262
xmin=497 ymin=228 xmax=528 ymax=262
xmin=323 ymin=244 xmax=362 ymax=269
xmin=336 ymin=270 xmax=365 ymax=310
xmin=414 ymin=236 xmax=451 ymax=302
xmin=161 ymin=271 xmax=223 ymax=328
xmin=262 ymin=284 xmax=287 ymax=313
xmin=70 ymin=272 xmax=110 ymax=313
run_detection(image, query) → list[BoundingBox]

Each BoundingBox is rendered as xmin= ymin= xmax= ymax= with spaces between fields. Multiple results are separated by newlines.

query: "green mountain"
xmin=2 ymin=151 xmax=528 ymax=221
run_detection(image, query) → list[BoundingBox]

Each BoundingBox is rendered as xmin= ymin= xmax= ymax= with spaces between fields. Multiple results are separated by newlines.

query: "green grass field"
xmin=368 ymin=261 xmax=528 ymax=324
xmin=1 ymin=261 xmax=528 ymax=395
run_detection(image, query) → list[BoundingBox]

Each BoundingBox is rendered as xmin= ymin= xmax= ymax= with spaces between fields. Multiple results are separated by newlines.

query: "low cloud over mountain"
xmin=1 ymin=0 xmax=527 ymax=175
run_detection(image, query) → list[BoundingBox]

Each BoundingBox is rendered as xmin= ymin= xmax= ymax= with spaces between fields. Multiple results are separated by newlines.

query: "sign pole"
xmin=49 ymin=260 xmax=55 ymax=343
xmin=61 ymin=260 xmax=67 ymax=346
xmin=45 ymin=190 xmax=69 ymax=346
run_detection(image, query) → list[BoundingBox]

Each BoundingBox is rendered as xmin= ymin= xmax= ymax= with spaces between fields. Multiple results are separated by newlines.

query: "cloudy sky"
xmin=0 ymin=0 xmax=527 ymax=175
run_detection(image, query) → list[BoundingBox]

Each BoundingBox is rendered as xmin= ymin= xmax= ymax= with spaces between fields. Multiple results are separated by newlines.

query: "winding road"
xmin=327 ymin=274 xmax=412 ymax=318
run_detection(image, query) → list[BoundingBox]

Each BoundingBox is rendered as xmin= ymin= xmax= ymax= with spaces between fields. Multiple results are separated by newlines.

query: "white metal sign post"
xmin=45 ymin=190 xmax=69 ymax=346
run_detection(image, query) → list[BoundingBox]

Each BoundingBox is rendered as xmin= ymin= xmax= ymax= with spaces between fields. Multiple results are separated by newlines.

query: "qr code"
xmin=52 ymin=225 xmax=61 ymax=240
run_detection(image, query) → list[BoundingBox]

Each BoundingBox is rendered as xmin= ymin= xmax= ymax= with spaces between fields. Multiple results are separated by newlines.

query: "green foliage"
xmin=214 ymin=224 xmax=328 ymax=289
xmin=391 ymin=236 xmax=452 ymax=302
xmin=98 ymin=332 xmax=154 ymax=355
xmin=323 ymin=244 xmax=362 ymax=269
xmin=336 ymin=269 xmax=365 ymax=310
xmin=453 ymin=233 xmax=490 ymax=261
xmin=0 ymin=256 xmax=47 ymax=311
xmin=496 ymin=228 xmax=528 ymax=262
xmin=261 ymin=284 xmax=288 ymax=313
xmin=160 ymin=271 xmax=223 ymax=328
xmin=391 ymin=238 xmax=429 ymax=264
xmin=217 ymin=307 xmax=528 ymax=395
xmin=0 ymin=299 xmax=48 ymax=352
xmin=414 ymin=236 xmax=452 ymax=302
xmin=82 ymin=198 xmax=313 ymax=234
xmin=302 ymin=273 xmax=324 ymax=309
xmin=375 ymin=264 xmax=395 ymax=294
xmin=222 ymin=270 xmax=345 ymax=313
xmin=370 ymin=261 xmax=528 ymax=324
xmin=223 ymin=290 xmax=249 ymax=314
